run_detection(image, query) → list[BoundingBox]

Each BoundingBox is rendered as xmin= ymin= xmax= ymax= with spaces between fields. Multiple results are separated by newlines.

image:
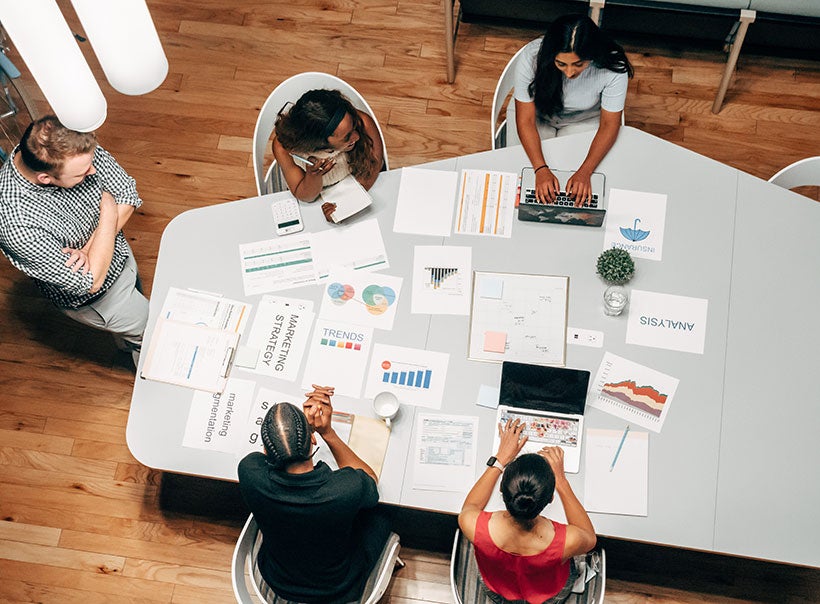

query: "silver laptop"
xmin=518 ymin=167 xmax=607 ymax=227
xmin=491 ymin=362 xmax=591 ymax=473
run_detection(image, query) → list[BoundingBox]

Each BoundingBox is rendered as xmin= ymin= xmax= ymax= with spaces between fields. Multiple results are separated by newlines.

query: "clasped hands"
xmin=303 ymin=384 xmax=335 ymax=436
xmin=534 ymin=167 xmax=594 ymax=207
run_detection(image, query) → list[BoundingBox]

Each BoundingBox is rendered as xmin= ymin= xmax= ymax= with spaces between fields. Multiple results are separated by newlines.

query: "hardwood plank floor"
xmin=1 ymin=1 xmax=818 ymax=603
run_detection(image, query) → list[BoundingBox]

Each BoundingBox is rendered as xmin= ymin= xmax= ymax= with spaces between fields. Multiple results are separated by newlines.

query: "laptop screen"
xmin=499 ymin=361 xmax=590 ymax=415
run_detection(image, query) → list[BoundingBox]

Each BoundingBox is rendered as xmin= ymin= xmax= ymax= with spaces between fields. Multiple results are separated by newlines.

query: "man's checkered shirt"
xmin=0 ymin=146 xmax=143 ymax=309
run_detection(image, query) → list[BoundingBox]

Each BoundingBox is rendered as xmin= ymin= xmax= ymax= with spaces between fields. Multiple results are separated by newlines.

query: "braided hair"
xmin=260 ymin=402 xmax=312 ymax=470
xmin=501 ymin=453 xmax=555 ymax=530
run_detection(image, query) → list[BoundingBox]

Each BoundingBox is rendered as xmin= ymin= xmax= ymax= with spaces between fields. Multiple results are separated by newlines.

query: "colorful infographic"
xmin=319 ymin=269 xmax=403 ymax=330
xmin=364 ymin=343 xmax=450 ymax=409
xmin=588 ymin=352 xmax=679 ymax=433
xmin=301 ymin=319 xmax=373 ymax=397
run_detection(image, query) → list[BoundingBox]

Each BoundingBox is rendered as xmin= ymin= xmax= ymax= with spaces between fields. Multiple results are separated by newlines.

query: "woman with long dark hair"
xmin=509 ymin=14 xmax=633 ymax=206
xmin=459 ymin=420 xmax=596 ymax=604
xmin=273 ymin=88 xmax=384 ymax=211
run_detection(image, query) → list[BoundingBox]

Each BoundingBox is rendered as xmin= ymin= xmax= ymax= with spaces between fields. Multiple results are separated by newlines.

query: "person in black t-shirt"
xmin=238 ymin=385 xmax=390 ymax=604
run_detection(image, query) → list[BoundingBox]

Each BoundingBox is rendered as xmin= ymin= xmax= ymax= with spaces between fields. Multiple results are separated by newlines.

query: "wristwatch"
xmin=486 ymin=456 xmax=504 ymax=471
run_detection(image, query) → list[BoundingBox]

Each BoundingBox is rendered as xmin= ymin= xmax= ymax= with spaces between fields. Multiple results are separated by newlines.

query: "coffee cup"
xmin=373 ymin=391 xmax=399 ymax=429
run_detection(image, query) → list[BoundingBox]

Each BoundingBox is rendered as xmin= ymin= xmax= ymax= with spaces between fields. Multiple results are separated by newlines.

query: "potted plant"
xmin=596 ymin=248 xmax=635 ymax=284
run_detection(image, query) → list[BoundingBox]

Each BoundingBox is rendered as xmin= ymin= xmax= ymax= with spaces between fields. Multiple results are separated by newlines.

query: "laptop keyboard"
xmin=523 ymin=188 xmax=599 ymax=208
xmin=500 ymin=410 xmax=579 ymax=447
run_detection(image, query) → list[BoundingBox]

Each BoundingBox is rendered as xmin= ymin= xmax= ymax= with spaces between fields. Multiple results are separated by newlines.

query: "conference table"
xmin=127 ymin=127 xmax=819 ymax=568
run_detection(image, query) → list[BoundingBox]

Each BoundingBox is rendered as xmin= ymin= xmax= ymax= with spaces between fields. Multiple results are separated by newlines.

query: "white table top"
xmin=127 ymin=127 xmax=820 ymax=567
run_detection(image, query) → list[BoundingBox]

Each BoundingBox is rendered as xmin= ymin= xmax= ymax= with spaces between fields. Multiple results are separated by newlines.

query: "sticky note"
xmin=483 ymin=331 xmax=507 ymax=353
xmin=476 ymin=384 xmax=500 ymax=409
xmin=479 ymin=277 xmax=503 ymax=299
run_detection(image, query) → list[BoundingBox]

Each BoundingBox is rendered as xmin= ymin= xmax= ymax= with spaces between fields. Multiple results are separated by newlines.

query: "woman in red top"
xmin=459 ymin=420 xmax=597 ymax=604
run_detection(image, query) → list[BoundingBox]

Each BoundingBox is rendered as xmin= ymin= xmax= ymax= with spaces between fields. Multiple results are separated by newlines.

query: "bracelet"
xmin=534 ymin=164 xmax=548 ymax=173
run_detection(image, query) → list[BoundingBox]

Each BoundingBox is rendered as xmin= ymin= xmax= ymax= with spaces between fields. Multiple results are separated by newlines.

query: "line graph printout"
xmin=411 ymin=246 xmax=472 ymax=315
xmin=454 ymin=169 xmax=517 ymax=238
xmin=239 ymin=236 xmax=317 ymax=296
xmin=468 ymin=271 xmax=568 ymax=366
xmin=588 ymin=352 xmax=680 ymax=433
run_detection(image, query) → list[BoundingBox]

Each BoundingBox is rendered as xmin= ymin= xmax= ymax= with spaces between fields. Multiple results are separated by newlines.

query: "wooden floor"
xmin=1 ymin=1 xmax=819 ymax=602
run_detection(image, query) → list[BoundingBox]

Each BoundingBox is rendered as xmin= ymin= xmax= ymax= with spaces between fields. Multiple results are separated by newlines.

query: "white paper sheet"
xmin=626 ymin=290 xmax=709 ymax=354
xmin=240 ymin=295 xmax=314 ymax=381
xmin=412 ymin=413 xmax=478 ymax=492
xmin=301 ymin=319 xmax=374 ymax=397
xmin=321 ymin=175 xmax=372 ymax=223
xmin=141 ymin=320 xmax=239 ymax=393
xmin=364 ymin=343 xmax=450 ymax=410
xmin=319 ymin=269 xmax=403 ymax=330
xmin=454 ymin=169 xmax=517 ymax=238
xmin=588 ymin=352 xmax=679 ymax=433
xmin=183 ymin=378 xmax=257 ymax=452
xmin=583 ymin=428 xmax=649 ymax=516
xmin=603 ymin=188 xmax=668 ymax=261
xmin=393 ymin=167 xmax=459 ymax=236
xmin=160 ymin=287 xmax=251 ymax=334
xmin=238 ymin=236 xmax=317 ymax=296
xmin=411 ymin=246 xmax=472 ymax=315
xmin=311 ymin=218 xmax=389 ymax=280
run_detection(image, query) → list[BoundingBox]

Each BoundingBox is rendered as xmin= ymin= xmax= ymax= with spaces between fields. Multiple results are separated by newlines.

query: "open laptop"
xmin=518 ymin=167 xmax=607 ymax=227
xmin=492 ymin=361 xmax=591 ymax=473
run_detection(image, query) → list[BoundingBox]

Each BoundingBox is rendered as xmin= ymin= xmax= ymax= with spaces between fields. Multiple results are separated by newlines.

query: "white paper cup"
xmin=373 ymin=391 xmax=400 ymax=429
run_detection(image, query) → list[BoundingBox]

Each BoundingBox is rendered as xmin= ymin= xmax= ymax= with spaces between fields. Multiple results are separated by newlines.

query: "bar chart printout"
xmin=426 ymin=267 xmax=458 ymax=290
xmin=364 ymin=344 xmax=450 ymax=409
xmin=411 ymin=246 xmax=472 ymax=315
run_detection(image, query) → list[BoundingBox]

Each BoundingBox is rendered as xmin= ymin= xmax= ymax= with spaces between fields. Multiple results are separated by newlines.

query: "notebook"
xmin=518 ymin=167 xmax=607 ymax=227
xmin=492 ymin=361 xmax=591 ymax=473
xmin=320 ymin=174 xmax=373 ymax=223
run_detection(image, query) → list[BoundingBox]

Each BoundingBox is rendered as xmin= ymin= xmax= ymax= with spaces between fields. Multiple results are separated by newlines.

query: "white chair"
xmin=768 ymin=156 xmax=820 ymax=190
xmin=252 ymin=72 xmax=389 ymax=197
xmin=490 ymin=45 xmax=528 ymax=150
xmin=232 ymin=514 xmax=403 ymax=604
xmin=449 ymin=529 xmax=606 ymax=604
xmin=490 ymin=46 xmax=625 ymax=150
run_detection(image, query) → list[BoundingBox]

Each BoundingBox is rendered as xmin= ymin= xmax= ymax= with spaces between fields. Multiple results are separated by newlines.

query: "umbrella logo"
xmin=620 ymin=218 xmax=650 ymax=242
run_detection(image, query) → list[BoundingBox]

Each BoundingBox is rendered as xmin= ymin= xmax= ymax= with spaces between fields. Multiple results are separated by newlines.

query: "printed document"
xmin=626 ymin=290 xmax=708 ymax=354
xmin=160 ymin=287 xmax=251 ymax=334
xmin=411 ymin=246 xmax=472 ymax=315
xmin=364 ymin=343 xmax=450 ymax=410
xmin=583 ymin=428 xmax=649 ymax=516
xmin=412 ymin=413 xmax=478 ymax=492
xmin=393 ymin=167 xmax=459 ymax=236
xmin=183 ymin=378 xmax=256 ymax=453
xmin=301 ymin=319 xmax=374 ymax=397
xmin=311 ymin=218 xmax=389 ymax=280
xmin=603 ymin=188 xmax=668 ymax=261
xmin=319 ymin=269 xmax=403 ymax=330
xmin=454 ymin=169 xmax=517 ymax=237
xmin=239 ymin=236 xmax=317 ymax=295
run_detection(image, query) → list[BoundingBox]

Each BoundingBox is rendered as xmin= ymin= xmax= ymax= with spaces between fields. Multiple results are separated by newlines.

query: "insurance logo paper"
xmin=603 ymin=188 xmax=667 ymax=261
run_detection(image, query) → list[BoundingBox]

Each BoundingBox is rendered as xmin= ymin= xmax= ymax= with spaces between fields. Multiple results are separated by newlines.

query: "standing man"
xmin=238 ymin=385 xmax=392 ymax=603
xmin=0 ymin=115 xmax=147 ymax=365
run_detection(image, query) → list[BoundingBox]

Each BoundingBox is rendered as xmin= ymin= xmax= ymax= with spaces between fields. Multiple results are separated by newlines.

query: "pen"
xmin=289 ymin=152 xmax=315 ymax=166
xmin=609 ymin=425 xmax=630 ymax=472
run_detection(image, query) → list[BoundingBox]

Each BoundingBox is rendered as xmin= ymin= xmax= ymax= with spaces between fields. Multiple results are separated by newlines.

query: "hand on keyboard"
xmin=534 ymin=166 xmax=561 ymax=203
xmin=566 ymin=169 xmax=593 ymax=207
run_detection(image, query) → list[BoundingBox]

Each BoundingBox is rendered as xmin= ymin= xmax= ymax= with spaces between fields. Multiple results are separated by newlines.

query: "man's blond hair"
xmin=19 ymin=115 xmax=97 ymax=174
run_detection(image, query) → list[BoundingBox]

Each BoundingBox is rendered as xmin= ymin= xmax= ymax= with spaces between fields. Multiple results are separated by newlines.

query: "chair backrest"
xmin=232 ymin=513 xmax=401 ymax=604
xmin=449 ymin=528 xmax=606 ymax=604
xmin=768 ymin=156 xmax=820 ymax=190
xmin=491 ymin=45 xmax=529 ymax=150
xmin=253 ymin=72 xmax=389 ymax=196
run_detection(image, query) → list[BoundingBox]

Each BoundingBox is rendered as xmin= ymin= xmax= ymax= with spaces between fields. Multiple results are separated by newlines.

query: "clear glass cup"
xmin=603 ymin=285 xmax=629 ymax=316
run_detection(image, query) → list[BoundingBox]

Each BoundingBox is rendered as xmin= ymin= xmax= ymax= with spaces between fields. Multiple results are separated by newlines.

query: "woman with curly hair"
xmin=509 ymin=14 xmax=633 ymax=207
xmin=273 ymin=88 xmax=384 ymax=216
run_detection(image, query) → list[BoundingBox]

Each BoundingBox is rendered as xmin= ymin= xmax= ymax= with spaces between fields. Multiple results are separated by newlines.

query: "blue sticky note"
xmin=476 ymin=384 xmax=500 ymax=409
xmin=479 ymin=277 xmax=504 ymax=299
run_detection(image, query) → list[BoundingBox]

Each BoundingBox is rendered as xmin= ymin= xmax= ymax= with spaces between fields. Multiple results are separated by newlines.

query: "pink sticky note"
xmin=484 ymin=331 xmax=507 ymax=353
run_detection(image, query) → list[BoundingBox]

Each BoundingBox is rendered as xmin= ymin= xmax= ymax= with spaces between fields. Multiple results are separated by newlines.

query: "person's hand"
xmin=495 ymin=418 xmax=528 ymax=466
xmin=535 ymin=167 xmax=560 ymax=203
xmin=306 ymin=156 xmax=335 ymax=178
xmin=303 ymin=384 xmax=335 ymax=436
xmin=62 ymin=247 xmax=90 ymax=274
xmin=539 ymin=446 xmax=567 ymax=483
xmin=321 ymin=202 xmax=337 ymax=223
xmin=566 ymin=170 xmax=593 ymax=207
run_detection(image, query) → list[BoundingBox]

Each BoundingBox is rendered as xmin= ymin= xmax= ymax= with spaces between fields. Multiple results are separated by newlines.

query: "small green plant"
xmin=596 ymin=248 xmax=635 ymax=284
